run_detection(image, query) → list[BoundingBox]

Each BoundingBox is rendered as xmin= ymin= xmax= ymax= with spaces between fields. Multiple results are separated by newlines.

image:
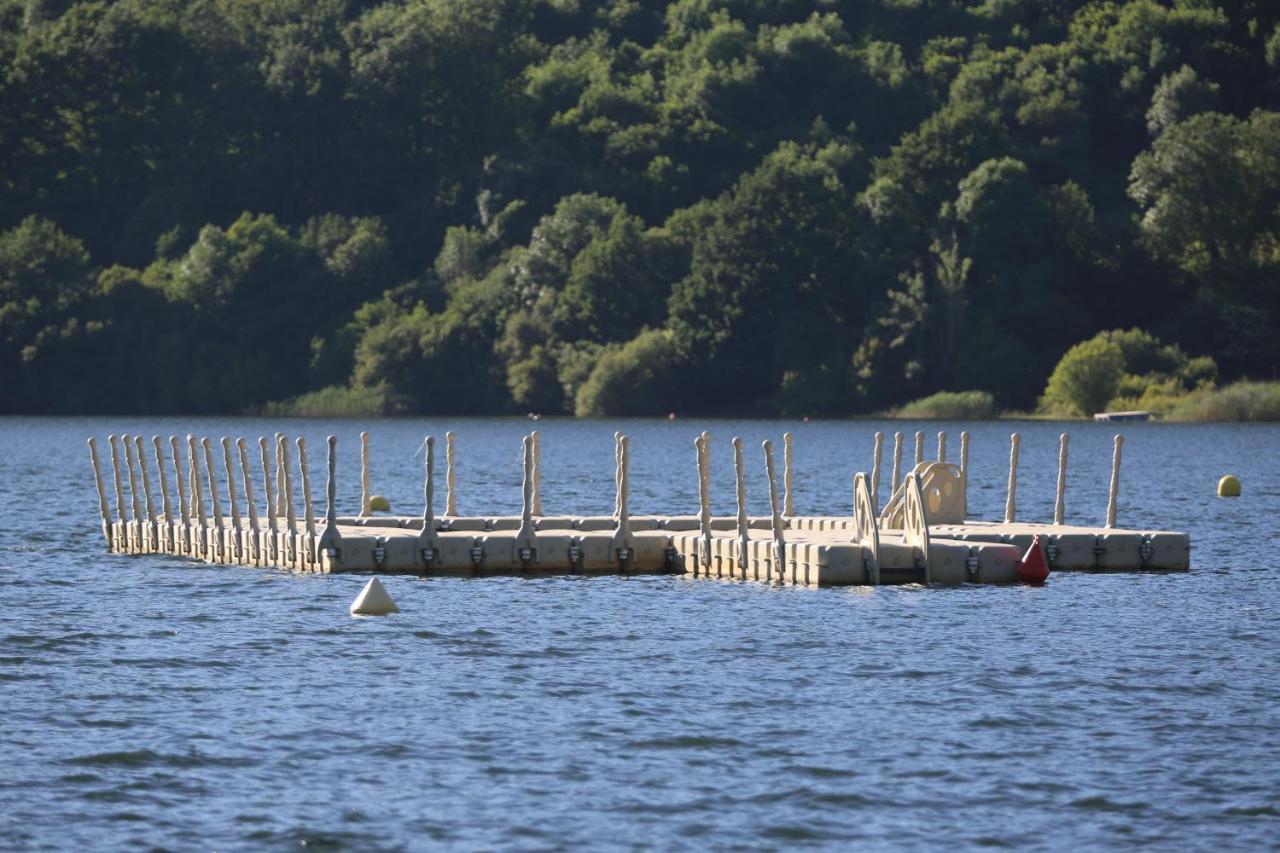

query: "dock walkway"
xmin=86 ymin=429 xmax=1190 ymax=585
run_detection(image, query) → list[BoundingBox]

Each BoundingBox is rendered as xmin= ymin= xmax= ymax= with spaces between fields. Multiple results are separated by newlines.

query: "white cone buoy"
xmin=350 ymin=577 xmax=398 ymax=616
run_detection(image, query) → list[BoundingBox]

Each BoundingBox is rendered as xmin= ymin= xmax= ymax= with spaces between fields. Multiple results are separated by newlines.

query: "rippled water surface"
xmin=1 ymin=417 xmax=1278 ymax=850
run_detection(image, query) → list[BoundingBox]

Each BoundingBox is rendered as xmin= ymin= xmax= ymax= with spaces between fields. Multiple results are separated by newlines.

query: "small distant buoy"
xmin=1217 ymin=475 xmax=1241 ymax=497
xmin=350 ymin=577 xmax=398 ymax=616
xmin=667 ymin=412 xmax=677 ymax=420
xmin=369 ymin=494 xmax=391 ymax=512
xmin=1016 ymin=534 xmax=1050 ymax=584
xmin=802 ymin=416 xmax=811 ymax=423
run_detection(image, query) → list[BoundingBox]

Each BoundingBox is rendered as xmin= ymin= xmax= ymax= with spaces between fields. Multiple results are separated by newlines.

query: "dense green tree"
xmin=1042 ymin=327 xmax=1218 ymax=415
xmin=667 ymin=138 xmax=867 ymax=412
xmin=1146 ymin=65 xmax=1221 ymax=136
xmin=575 ymin=328 xmax=681 ymax=416
xmin=1130 ymin=110 xmax=1280 ymax=281
xmin=1129 ymin=109 xmax=1280 ymax=375
xmin=1041 ymin=336 xmax=1126 ymax=416
xmin=0 ymin=216 xmax=92 ymax=359
xmin=1 ymin=0 xmax=1275 ymax=415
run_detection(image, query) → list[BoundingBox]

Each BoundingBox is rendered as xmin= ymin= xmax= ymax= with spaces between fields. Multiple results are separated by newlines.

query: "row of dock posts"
xmin=856 ymin=429 xmax=1124 ymax=530
xmin=88 ymin=428 xmax=475 ymax=571
xmin=88 ymin=433 xmax=336 ymax=570
xmin=88 ymin=425 xmax=1135 ymax=578
xmin=688 ymin=431 xmax=797 ymax=580
xmin=88 ymin=426 xmax=653 ymax=573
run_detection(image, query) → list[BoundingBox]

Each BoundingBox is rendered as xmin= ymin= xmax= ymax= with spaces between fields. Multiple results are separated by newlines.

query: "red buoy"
xmin=1016 ymin=534 xmax=1051 ymax=584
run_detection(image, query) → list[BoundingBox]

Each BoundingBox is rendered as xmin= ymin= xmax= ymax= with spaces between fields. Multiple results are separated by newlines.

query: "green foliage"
xmin=666 ymin=138 xmax=865 ymax=412
xmin=0 ymin=216 xmax=92 ymax=360
xmin=575 ymin=329 xmax=681 ymax=417
xmin=1099 ymin=328 xmax=1215 ymax=386
xmin=2 ymin=0 xmax=1278 ymax=415
xmin=1146 ymin=65 xmax=1220 ymax=137
xmin=1130 ymin=111 xmax=1280 ymax=281
xmin=1043 ymin=328 xmax=1218 ymax=416
xmin=1167 ymin=381 xmax=1280 ymax=422
xmin=895 ymin=390 xmax=996 ymax=419
xmin=1041 ymin=337 xmax=1126 ymax=416
xmin=262 ymin=384 xmax=406 ymax=417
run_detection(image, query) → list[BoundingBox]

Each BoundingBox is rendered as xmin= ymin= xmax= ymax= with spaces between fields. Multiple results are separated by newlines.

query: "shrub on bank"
xmin=574 ymin=329 xmax=680 ymax=416
xmin=1041 ymin=329 xmax=1217 ymax=416
xmin=1167 ymin=381 xmax=1280 ymax=422
xmin=1040 ymin=338 xmax=1126 ymax=416
xmin=894 ymin=390 xmax=996 ymax=419
xmin=262 ymin=384 xmax=406 ymax=417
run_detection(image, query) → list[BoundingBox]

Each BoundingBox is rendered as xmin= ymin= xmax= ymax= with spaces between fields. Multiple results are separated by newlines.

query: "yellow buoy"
xmin=1217 ymin=475 xmax=1241 ymax=497
xmin=369 ymin=494 xmax=391 ymax=512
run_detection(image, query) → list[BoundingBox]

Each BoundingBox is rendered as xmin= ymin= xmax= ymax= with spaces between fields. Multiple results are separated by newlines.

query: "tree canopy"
xmin=1 ymin=0 xmax=1277 ymax=414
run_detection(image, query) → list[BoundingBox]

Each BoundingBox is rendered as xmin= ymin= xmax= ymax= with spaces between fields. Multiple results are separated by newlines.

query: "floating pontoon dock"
xmin=87 ymin=429 xmax=1189 ymax=585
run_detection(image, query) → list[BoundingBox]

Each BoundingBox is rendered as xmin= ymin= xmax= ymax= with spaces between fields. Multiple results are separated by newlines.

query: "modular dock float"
xmin=87 ymin=429 xmax=1190 ymax=585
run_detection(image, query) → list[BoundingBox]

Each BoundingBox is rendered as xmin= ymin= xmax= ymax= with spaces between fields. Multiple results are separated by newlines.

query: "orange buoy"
xmin=1016 ymin=534 xmax=1051 ymax=584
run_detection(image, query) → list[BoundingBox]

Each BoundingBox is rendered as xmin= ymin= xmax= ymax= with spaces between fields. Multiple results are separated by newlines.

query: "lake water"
xmin=1 ymin=416 xmax=1277 ymax=849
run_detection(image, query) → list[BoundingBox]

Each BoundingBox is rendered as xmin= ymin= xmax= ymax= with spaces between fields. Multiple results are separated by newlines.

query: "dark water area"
xmin=1 ymin=417 xmax=1277 ymax=850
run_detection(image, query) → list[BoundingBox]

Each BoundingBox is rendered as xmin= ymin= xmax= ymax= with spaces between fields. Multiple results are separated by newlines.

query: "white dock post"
xmin=613 ymin=431 xmax=623 ymax=520
xmin=279 ymin=435 xmax=299 ymax=567
xmin=1004 ymin=433 xmax=1021 ymax=524
xmin=274 ymin=432 xmax=287 ymax=519
xmin=221 ymin=438 xmax=243 ymax=563
xmin=359 ymin=431 xmax=371 ymax=517
xmin=87 ymin=438 xmax=113 ymax=549
xmin=890 ymin=432 xmax=904 ymax=497
xmin=706 ymin=427 xmax=716 ymax=560
xmin=297 ymin=438 xmax=317 ymax=569
xmin=762 ymin=439 xmax=786 ymax=582
xmin=515 ymin=434 xmax=537 ymax=566
xmin=153 ymin=437 xmax=174 ymax=553
xmin=531 ymin=430 xmax=542 ymax=517
xmin=937 ymin=431 xmax=947 ymax=464
xmin=695 ymin=433 xmax=711 ymax=571
xmin=959 ymin=431 xmax=970 ymax=477
xmin=123 ymin=435 xmax=143 ymax=553
xmin=187 ymin=435 xmax=204 ymax=559
xmin=1054 ymin=433 xmax=1070 ymax=525
xmin=445 ymin=431 xmax=458 ymax=516
xmin=112 ymin=435 xmax=131 ymax=548
xmin=914 ymin=431 xmax=924 ymax=466
xmin=733 ymin=437 xmax=749 ymax=575
xmin=134 ymin=435 xmax=158 ymax=553
xmin=1106 ymin=434 xmax=1124 ymax=529
xmin=327 ymin=436 xmax=336 ymax=525
xmin=416 ymin=436 xmax=440 ymax=570
xmin=424 ymin=437 xmax=435 ymax=529
xmin=316 ymin=435 xmax=341 ymax=567
xmin=170 ymin=437 xmax=190 ymax=556
xmin=870 ymin=431 xmax=884 ymax=514
xmin=259 ymin=438 xmax=279 ymax=566
xmin=237 ymin=439 xmax=261 ymax=565
xmin=612 ymin=435 xmax=635 ymax=567
xmin=783 ymin=432 xmax=795 ymax=517
xmin=201 ymin=438 xmax=225 ymax=563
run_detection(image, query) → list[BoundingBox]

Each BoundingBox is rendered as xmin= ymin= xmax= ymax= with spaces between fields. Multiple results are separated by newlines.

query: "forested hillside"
xmin=2 ymin=0 xmax=1277 ymax=415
